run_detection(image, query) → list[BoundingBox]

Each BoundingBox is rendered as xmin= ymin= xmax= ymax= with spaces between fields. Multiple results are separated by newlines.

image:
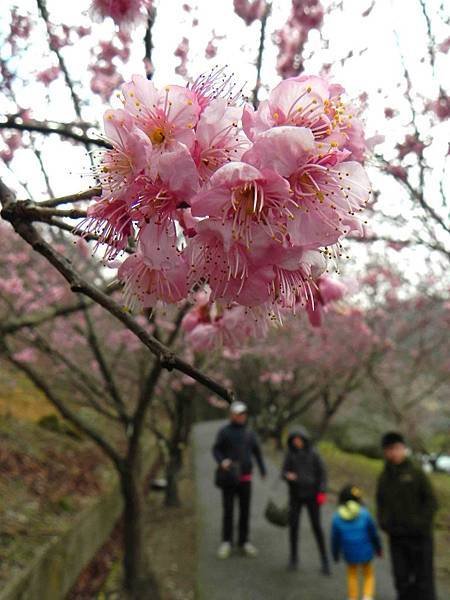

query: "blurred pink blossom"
xmin=437 ymin=37 xmax=450 ymax=53
xmin=12 ymin=348 xmax=37 ymax=363
xmin=274 ymin=0 xmax=324 ymax=78
xmin=175 ymin=37 xmax=189 ymax=77
xmin=233 ymin=0 xmax=267 ymax=25
xmin=205 ymin=40 xmax=217 ymax=59
xmin=91 ymin=0 xmax=152 ymax=26
xmin=386 ymin=164 xmax=408 ymax=181
xmin=427 ymin=94 xmax=450 ymax=121
xmin=396 ymin=134 xmax=425 ymax=159
xmin=36 ymin=66 xmax=60 ymax=86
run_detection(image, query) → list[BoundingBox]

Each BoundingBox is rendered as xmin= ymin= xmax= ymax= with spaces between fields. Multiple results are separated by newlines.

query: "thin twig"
xmin=36 ymin=0 xmax=83 ymax=119
xmin=82 ymin=302 xmax=130 ymax=425
xmin=252 ymin=4 xmax=271 ymax=109
xmin=39 ymin=187 xmax=102 ymax=207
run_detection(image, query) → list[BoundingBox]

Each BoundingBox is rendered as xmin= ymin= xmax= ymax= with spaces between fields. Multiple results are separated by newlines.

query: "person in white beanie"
xmin=213 ymin=401 xmax=266 ymax=559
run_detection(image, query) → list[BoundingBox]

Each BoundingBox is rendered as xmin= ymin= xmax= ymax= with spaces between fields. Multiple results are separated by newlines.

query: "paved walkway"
xmin=193 ymin=421 xmax=396 ymax=600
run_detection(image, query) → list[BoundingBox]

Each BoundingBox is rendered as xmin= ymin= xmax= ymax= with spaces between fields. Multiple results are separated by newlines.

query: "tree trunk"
xmin=316 ymin=409 xmax=335 ymax=440
xmin=164 ymin=447 xmax=182 ymax=507
xmin=121 ymin=466 xmax=160 ymax=599
xmin=273 ymin=421 xmax=285 ymax=450
xmin=163 ymin=389 xmax=192 ymax=507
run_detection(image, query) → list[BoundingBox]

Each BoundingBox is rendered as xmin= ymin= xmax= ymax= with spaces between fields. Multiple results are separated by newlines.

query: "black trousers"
xmin=289 ymin=495 xmax=328 ymax=565
xmin=222 ymin=481 xmax=251 ymax=545
xmin=389 ymin=534 xmax=436 ymax=600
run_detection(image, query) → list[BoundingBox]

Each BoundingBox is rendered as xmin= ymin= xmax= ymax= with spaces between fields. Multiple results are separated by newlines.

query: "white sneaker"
xmin=217 ymin=542 xmax=232 ymax=559
xmin=241 ymin=542 xmax=258 ymax=557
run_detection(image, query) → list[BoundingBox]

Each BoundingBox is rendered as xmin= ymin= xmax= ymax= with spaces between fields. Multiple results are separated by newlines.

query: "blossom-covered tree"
xmin=0 ymin=4 xmax=344 ymax=594
xmin=361 ymin=267 xmax=450 ymax=453
xmin=220 ymin=297 xmax=378 ymax=445
xmin=0 ymin=221 xmax=194 ymax=597
xmin=1 ymin=0 xmax=447 ymax=597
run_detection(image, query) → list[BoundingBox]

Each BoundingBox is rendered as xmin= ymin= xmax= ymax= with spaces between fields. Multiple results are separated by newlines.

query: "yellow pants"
xmin=347 ymin=562 xmax=375 ymax=600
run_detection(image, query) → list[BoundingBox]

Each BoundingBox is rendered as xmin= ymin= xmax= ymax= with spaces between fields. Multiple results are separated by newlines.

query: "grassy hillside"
xmin=0 ymin=415 xmax=110 ymax=585
xmin=0 ymin=365 xmax=55 ymax=421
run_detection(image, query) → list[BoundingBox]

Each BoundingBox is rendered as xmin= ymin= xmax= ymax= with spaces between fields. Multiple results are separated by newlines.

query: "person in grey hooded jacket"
xmin=282 ymin=427 xmax=330 ymax=573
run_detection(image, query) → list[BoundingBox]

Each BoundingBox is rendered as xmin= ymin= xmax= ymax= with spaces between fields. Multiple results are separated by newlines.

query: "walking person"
xmin=376 ymin=432 xmax=438 ymax=600
xmin=212 ymin=401 xmax=266 ymax=559
xmin=331 ymin=485 xmax=382 ymax=600
xmin=282 ymin=427 xmax=330 ymax=573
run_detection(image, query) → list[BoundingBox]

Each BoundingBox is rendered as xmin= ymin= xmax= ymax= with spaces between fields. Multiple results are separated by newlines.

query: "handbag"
xmin=264 ymin=498 xmax=289 ymax=527
xmin=214 ymin=462 xmax=241 ymax=489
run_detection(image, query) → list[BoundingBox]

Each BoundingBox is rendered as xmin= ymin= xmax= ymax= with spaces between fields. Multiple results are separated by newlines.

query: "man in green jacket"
xmin=376 ymin=432 xmax=438 ymax=600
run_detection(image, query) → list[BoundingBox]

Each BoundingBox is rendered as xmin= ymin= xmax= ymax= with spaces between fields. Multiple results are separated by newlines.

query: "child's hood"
xmin=338 ymin=500 xmax=361 ymax=521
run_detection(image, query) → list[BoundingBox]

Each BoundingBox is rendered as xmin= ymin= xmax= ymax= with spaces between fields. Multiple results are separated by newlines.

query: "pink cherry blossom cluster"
xmin=36 ymin=65 xmax=60 ymax=86
xmin=90 ymin=33 xmax=131 ymax=101
xmin=396 ymin=134 xmax=426 ymax=160
xmin=81 ymin=69 xmax=371 ymax=338
xmin=182 ymin=291 xmax=268 ymax=351
xmin=182 ymin=274 xmax=345 ymax=349
xmin=0 ymin=132 xmax=22 ymax=164
xmin=274 ymin=0 xmax=324 ymax=78
xmin=233 ymin=0 xmax=268 ymax=26
xmin=426 ymin=93 xmax=450 ymax=122
xmin=304 ymin=274 xmax=346 ymax=327
xmin=91 ymin=0 xmax=152 ymax=27
xmin=174 ymin=37 xmax=190 ymax=78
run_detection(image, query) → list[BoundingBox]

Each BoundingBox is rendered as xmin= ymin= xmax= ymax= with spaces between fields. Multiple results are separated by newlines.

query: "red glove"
xmin=316 ymin=492 xmax=327 ymax=505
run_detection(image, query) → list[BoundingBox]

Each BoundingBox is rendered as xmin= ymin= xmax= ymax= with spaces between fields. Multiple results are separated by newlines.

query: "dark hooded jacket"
xmin=376 ymin=458 xmax=438 ymax=536
xmin=282 ymin=427 xmax=327 ymax=499
xmin=213 ymin=422 xmax=266 ymax=477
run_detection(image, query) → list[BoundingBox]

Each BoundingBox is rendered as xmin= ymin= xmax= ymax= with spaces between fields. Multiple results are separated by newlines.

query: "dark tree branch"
xmin=134 ymin=303 xmax=190 ymax=459
xmin=0 ymin=116 xmax=110 ymax=148
xmin=0 ymin=338 xmax=122 ymax=468
xmin=144 ymin=6 xmax=157 ymax=79
xmin=0 ymin=181 xmax=234 ymax=404
xmin=0 ymin=281 xmax=121 ymax=335
xmin=1 ymin=197 xmax=136 ymax=254
xmin=82 ymin=303 xmax=130 ymax=425
xmin=39 ymin=187 xmax=102 ymax=207
xmin=252 ymin=4 xmax=271 ymax=109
